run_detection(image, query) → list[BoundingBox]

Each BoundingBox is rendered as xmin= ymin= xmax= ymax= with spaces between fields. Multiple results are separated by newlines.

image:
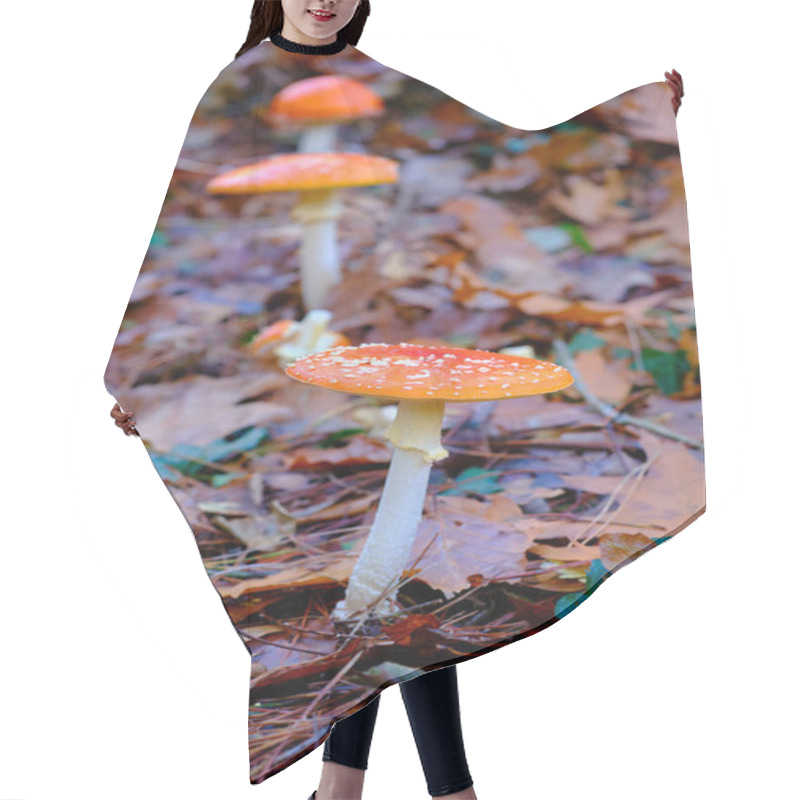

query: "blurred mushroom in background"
xmin=263 ymin=75 xmax=385 ymax=152
xmin=207 ymin=152 xmax=398 ymax=309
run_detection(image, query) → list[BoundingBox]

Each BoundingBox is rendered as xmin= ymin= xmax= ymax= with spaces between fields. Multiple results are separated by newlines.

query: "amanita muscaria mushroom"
xmin=264 ymin=75 xmax=385 ymax=153
xmin=284 ymin=342 xmax=575 ymax=622
xmin=206 ymin=152 xmax=398 ymax=309
xmin=248 ymin=308 xmax=350 ymax=364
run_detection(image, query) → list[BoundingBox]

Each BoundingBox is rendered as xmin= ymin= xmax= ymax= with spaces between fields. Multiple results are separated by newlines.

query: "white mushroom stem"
xmin=275 ymin=308 xmax=335 ymax=363
xmin=291 ymin=188 xmax=343 ymax=309
xmin=332 ymin=398 xmax=448 ymax=621
xmin=298 ymin=123 xmax=338 ymax=153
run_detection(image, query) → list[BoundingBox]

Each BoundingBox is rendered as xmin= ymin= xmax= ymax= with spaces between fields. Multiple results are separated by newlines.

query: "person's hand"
xmin=665 ymin=68 xmax=684 ymax=116
xmin=111 ymin=402 xmax=139 ymax=436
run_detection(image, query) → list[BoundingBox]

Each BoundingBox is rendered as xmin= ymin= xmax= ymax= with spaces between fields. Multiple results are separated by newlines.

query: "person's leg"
xmin=315 ymin=693 xmax=381 ymax=800
xmin=400 ymin=665 xmax=476 ymax=798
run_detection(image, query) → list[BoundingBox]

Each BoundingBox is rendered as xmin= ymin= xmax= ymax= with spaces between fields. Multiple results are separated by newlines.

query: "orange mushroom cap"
xmin=285 ymin=342 xmax=575 ymax=402
xmin=206 ymin=152 xmax=398 ymax=194
xmin=266 ymin=75 xmax=385 ymax=124
xmin=248 ymin=319 xmax=297 ymax=352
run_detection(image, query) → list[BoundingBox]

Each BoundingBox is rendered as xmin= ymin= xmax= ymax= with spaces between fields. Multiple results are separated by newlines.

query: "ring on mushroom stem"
xmin=284 ymin=342 xmax=575 ymax=627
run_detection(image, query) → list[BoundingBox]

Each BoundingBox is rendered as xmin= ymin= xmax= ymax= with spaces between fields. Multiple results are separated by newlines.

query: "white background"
xmin=1 ymin=1 xmax=796 ymax=798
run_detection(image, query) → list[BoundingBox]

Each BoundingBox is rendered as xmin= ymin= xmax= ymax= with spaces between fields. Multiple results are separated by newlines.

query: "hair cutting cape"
xmin=103 ymin=35 xmax=705 ymax=785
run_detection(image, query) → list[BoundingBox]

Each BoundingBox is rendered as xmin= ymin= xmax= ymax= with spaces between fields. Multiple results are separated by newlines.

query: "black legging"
xmin=322 ymin=664 xmax=473 ymax=797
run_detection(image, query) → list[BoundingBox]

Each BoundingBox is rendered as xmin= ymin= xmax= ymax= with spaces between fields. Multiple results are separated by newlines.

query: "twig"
xmin=624 ymin=316 xmax=646 ymax=373
xmin=566 ymin=450 xmax=658 ymax=548
xmin=175 ymin=158 xmax=232 ymax=175
xmin=552 ymin=338 xmax=703 ymax=450
xmin=243 ymin=636 xmax=329 ymax=657
xmin=262 ymin=646 xmax=366 ymax=772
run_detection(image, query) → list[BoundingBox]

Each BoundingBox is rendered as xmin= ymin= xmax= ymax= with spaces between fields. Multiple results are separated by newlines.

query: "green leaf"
xmin=667 ymin=316 xmax=682 ymax=340
xmin=150 ymin=452 xmax=183 ymax=480
xmin=177 ymin=261 xmax=201 ymax=276
xmin=169 ymin=442 xmax=205 ymax=460
xmin=440 ymin=466 xmax=503 ymax=496
xmin=203 ymin=426 xmax=270 ymax=462
xmin=558 ymin=221 xmax=593 ymax=253
xmin=554 ymin=591 xmax=587 ymax=618
xmin=148 ymin=429 xmax=269 ymax=486
xmin=318 ymin=428 xmax=369 ymax=448
xmin=554 ymin=559 xmax=608 ymax=618
xmin=150 ymin=230 xmax=168 ymax=248
xmin=569 ymin=328 xmax=606 ymax=353
xmin=585 ymin=558 xmax=606 ymax=592
xmin=505 ymin=137 xmax=533 ymax=154
xmin=211 ymin=472 xmax=247 ymax=487
xmin=523 ymin=226 xmax=573 ymax=253
xmin=638 ymin=347 xmax=691 ymax=395
xmin=149 ymin=451 xmax=212 ymax=482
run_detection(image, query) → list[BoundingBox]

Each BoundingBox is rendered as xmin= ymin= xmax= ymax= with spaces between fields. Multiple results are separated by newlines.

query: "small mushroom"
xmin=207 ymin=152 xmax=398 ymax=309
xmin=264 ymin=75 xmax=385 ymax=153
xmin=350 ymin=403 xmax=398 ymax=438
xmin=284 ymin=342 xmax=575 ymax=622
xmin=499 ymin=344 xmax=537 ymax=359
xmin=248 ymin=308 xmax=350 ymax=364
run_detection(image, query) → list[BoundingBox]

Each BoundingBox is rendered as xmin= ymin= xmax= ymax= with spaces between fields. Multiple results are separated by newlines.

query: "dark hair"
xmin=236 ymin=1 xmax=371 ymax=59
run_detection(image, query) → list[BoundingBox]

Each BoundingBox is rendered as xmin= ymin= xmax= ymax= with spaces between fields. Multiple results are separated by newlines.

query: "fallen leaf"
xmin=571 ymin=347 xmax=635 ymax=405
xmin=407 ymin=494 xmax=529 ymax=594
xmin=286 ymin=434 xmax=392 ymax=469
xmin=597 ymin=532 xmax=656 ymax=570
